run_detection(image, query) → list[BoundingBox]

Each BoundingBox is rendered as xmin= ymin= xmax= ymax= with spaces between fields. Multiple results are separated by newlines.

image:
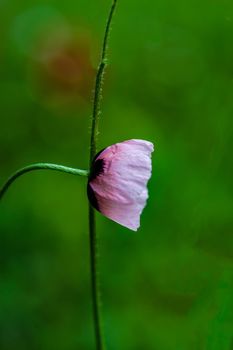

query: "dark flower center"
xmin=89 ymin=158 xmax=105 ymax=181
xmin=87 ymin=149 xmax=107 ymax=211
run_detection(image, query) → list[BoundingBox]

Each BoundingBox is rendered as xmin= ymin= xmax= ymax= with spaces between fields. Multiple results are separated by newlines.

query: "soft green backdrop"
xmin=0 ymin=0 xmax=233 ymax=349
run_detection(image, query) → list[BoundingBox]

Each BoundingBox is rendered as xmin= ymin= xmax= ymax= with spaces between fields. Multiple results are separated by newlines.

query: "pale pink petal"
xmin=88 ymin=139 xmax=154 ymax=231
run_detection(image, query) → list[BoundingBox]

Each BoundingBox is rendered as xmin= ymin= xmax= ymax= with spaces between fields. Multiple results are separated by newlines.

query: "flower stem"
xmin=0 ymin=163 xmax=88 ymax=200
xmin=89 ymin=0 xmax=118 ymax=163
xmin=88 ymin=1 xmax=118 ymax=349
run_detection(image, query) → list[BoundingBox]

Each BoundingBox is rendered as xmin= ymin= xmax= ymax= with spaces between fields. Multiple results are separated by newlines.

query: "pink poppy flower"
xmin=88 ymin=139 xmax=154 ymax=231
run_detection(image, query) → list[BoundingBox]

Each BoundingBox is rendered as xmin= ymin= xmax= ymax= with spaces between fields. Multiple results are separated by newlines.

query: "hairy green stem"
xmin=89 ymin=1 xmax=118 ymax=349
xmin=0 ymin=163 xmax=88 ymax=200
xmin=89 ymin=0 xmax=118 ymax=163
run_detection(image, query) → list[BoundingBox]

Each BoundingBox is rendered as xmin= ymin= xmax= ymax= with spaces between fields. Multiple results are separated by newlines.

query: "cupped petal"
xmin=88 ymin=139 xmax=154 ymax=231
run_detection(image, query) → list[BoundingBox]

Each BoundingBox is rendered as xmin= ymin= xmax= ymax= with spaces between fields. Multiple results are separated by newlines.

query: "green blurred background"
xmin=0 ymin=0 xmax=233 ymax=349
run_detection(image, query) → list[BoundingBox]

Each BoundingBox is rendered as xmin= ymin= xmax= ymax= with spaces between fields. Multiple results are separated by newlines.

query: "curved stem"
xmin=0 ymin=163 xmax=88 ymax=200
xmin=89 ymin=1 xmax=118 ymax=349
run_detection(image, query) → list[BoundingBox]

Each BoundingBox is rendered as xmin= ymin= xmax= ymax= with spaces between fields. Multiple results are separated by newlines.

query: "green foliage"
xmin=0 ymin=0 xmax=232 ymax=349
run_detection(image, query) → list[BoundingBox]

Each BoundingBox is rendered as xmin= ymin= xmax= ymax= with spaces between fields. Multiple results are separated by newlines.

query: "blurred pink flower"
xmin=88 ymin=140 xmax=154 ymax=231
xmin=31 ymin=24 xmax=96 ymax=108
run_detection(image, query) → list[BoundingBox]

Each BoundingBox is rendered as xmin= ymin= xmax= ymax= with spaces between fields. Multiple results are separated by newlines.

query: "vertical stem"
xmin=89 ymin=0 xmax=118 ymax=163
xmin=89 ymin=205 xmax=102 ymax=349
xmin=88 ymin=1 xmax=118 ymax=349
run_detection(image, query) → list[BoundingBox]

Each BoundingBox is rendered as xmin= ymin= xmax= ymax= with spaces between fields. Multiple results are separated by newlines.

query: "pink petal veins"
xmin=88 ymin=139 xmax=154 ymax=231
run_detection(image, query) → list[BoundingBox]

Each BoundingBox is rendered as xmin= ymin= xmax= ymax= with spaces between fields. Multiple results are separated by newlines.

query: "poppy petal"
xmin=88 ymin=139 xmax=154 ymax=231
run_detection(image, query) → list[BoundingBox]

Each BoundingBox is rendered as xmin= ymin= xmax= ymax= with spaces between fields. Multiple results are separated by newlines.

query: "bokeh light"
xmin=0 ymin=1 xmax=233 ymax=349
